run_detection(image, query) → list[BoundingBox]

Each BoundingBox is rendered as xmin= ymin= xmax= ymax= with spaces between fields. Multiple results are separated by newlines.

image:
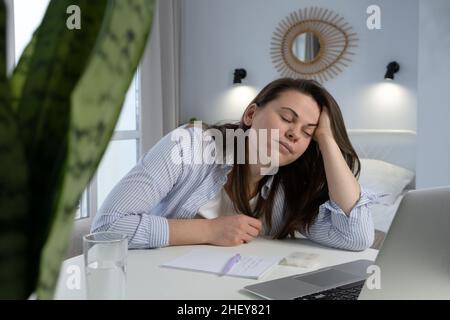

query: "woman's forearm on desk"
xmin=168 ymin=219 xmax=211 ymax=245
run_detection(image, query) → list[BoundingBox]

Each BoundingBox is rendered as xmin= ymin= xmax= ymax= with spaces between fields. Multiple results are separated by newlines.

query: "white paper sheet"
xmin=161 ymin=249 xmax=282 ymax=279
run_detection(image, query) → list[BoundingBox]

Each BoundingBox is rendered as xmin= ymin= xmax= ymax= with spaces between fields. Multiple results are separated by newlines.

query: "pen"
xmin=220 ymin=254 xmax=241 ymax=276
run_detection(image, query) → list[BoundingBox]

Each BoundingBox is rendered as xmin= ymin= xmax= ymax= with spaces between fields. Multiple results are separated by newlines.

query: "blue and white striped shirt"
xmin=92 ymin=124 xmax=377 ymax=251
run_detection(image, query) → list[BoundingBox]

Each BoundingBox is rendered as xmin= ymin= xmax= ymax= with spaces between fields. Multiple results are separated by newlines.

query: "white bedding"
xmin=346 ymin=130 xmax=417 ymax=234
xmin=371 ymin=192 xmax=405 ymax=233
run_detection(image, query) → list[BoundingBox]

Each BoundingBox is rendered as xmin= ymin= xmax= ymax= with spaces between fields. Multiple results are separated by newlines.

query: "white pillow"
xmin=358 ymin=158 xmax=415 ymax=205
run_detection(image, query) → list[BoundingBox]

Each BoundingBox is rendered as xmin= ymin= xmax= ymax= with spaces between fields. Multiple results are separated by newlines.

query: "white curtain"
xmin=141 ymin=0 xmax=181 ymax=152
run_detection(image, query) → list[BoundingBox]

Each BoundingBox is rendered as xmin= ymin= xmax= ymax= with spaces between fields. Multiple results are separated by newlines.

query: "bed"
xmin=348 ymin=130 xmax=417 ymax=240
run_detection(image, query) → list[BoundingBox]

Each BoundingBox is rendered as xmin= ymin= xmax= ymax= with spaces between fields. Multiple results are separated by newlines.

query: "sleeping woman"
xmin=92 ymin=78 xmax=377 ymax=251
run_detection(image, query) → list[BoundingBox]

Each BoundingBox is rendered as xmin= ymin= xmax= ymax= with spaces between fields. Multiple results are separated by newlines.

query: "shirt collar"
xmin=261 ymin=175 xmax=275 ymax=199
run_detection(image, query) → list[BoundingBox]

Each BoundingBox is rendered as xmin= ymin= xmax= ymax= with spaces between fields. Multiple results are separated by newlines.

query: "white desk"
xmin=55 ymin=237 xmax=378 ymax=300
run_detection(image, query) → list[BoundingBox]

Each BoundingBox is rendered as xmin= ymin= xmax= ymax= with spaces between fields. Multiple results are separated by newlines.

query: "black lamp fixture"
xmin=384 ymin=61 xmax=400 ymax=80
xmin=233 ymin=68 xmax=247 ymax=84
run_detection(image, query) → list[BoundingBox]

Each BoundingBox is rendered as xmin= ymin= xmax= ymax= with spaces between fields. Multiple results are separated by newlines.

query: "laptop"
xmin=244 ymin=186 xmax=450 ymax=300
xmin=244 ymin=259 xmax=373 ymax=300
xmin=359 ymin=185 xmax=450 ymax=299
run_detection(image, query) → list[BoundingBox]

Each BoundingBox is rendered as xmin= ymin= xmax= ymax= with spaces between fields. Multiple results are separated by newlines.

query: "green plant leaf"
xmin=0 ymin=106 xmax=29 ymax=299
xmin=36 ymin=0 xmax=156 ymax=299
xmin=0 ymin=2 xmax=30 ymax=299
xmin=0 ymin=106 xmax=30 ymax=299
xmin=10 ymin=32 xmax=37 ymax=112
xmin=0 ymin=0 xmax=6 ymax=80
xmin=8 ymin=0 xmax=108 ymax=299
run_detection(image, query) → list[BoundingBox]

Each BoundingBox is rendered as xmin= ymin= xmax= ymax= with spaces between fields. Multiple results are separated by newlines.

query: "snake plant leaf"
xmin=36 ymin=0 xmax=155 ymax=299
xmin=0 ymin=106 xmax=30 ymax=300
xmin=10 ymin=32 xmax=37 ymax=112
xmin=0 ymin=2 xmax=29 ymax=299
xmin=0 ymin=107 xmax=29 ymax=299
xmin=0 ymin=0 xmax=5 ymax=81
xmin=8 ymin=0 xmax=108 ymax=299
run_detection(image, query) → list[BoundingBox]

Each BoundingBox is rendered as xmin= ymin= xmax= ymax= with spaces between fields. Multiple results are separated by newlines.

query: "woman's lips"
xmin=277 ymin=140 xmax=292 ymax=154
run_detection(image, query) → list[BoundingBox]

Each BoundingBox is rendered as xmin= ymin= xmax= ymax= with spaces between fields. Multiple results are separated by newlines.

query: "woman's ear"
xmin=243 ymin=103 xmax=258 ymax=126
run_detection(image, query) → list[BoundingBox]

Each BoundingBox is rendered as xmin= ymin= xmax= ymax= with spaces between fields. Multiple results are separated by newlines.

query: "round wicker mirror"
xmin=270 ymin=7 xmax=358 ymax=83
xmin=291 ymin=32 xmax=321 ymax=63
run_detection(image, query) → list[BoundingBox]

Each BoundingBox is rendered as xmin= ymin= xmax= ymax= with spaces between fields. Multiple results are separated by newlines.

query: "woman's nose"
xmin=286 ymin=130 xmax=298 ymax=141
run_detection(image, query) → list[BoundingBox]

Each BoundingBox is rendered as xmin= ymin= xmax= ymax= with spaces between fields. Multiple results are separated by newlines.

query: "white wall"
xmin=416 ymin=0 xmax=450 ymax=188
xmin=180 ymin=0 xmax=418 ymax=131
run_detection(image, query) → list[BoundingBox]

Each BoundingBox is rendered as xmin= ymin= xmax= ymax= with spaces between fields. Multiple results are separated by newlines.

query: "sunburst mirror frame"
xmin=270 ymin=7 xmax=358 ymax=83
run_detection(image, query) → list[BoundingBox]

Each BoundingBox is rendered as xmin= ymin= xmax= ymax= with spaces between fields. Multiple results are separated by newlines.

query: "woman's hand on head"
xmin=313 ymin=108 xmax=334 ymax=143
xmin=205 ymin=214 xmax=262 ymax=246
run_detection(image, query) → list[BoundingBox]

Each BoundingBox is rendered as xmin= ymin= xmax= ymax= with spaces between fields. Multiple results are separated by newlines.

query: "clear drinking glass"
xmin=83 ymin=232 xmax=128 ymax=300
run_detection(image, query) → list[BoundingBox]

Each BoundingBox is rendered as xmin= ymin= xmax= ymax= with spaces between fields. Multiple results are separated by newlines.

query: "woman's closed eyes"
xmin=281 ymin=116 xmax=293 ymax=123
xmin=280 ymin=115 xmax=313 ymax=137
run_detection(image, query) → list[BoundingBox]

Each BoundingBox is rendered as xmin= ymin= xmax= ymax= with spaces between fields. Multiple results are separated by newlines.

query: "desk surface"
xmin=55 ymin=237 xmax=378 ymax=300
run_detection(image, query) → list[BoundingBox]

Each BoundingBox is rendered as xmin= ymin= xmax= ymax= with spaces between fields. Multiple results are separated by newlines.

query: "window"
xmin=83 ymin=72 xmax=141 ymax=219
xmin=11 ymin=0 xmax=142 ymax=220
xmin=13 ymin=0 xmax=50 ymax=63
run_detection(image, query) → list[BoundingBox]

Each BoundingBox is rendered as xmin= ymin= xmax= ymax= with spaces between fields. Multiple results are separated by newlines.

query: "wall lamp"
xmin=384 ymin=61 xmax=400 ymax=80
xmin=233 ymin=68 xmax=247 ymax=84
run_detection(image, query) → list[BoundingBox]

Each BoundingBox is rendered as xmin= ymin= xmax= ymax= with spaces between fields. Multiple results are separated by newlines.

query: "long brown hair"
xmin=187 ymin=78 xmax=360 ymax=238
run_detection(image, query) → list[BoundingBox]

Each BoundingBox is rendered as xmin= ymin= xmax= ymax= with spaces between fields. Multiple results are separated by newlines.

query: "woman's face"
xmin=243 ymin=90 xmax=321 ymax=167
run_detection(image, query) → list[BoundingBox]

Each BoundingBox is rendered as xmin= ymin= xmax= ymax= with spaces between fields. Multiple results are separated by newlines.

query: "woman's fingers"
xmin=247 ymin=217 xmax=263 ymax=232
xmin=239 ymin=214 xmax=262 ymax=232
xmin=246 ymin=224 xmax=260 ymax=237
xmin=209 ymin=215 xmax=262 ymax=246
xmin=241 ymin=232 xmax=254 ymax=244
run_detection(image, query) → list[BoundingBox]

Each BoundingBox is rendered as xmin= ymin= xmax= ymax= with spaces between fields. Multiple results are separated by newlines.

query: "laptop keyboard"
xmin=294 ymin=280 xmax=366 ymax=300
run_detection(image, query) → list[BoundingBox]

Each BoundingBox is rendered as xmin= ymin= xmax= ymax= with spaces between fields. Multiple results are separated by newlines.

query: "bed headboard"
xmin=347 ymin=129 xmax=416 ymax=172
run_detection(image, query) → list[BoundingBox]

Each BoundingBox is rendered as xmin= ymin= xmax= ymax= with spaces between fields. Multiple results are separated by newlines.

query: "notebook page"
xmin=161 ymin=249 xmax=282 ymax=279
xmin=227 ymin=256 xmax=283 ymax=279
xmin=162 ymin=249 xmax=234 ymax=274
